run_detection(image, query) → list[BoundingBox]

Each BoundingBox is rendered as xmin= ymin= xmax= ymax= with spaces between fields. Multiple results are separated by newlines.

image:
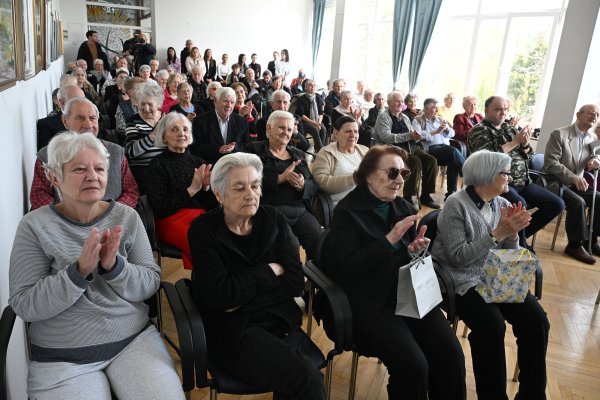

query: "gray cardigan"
xmin=9 ymin=201 xmax=159 ymax=363
xmin=430 ymin=189 xmax=519 ymax=295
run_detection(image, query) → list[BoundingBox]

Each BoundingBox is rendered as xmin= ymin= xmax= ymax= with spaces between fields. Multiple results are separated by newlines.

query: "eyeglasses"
xmin=380 ymin=167 xmax=411 ymax=180
xmin=498 ymin=171 xmax=513 ymax=178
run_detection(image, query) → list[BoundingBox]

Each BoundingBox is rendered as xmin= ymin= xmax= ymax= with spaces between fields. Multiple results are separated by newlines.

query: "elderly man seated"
xmin=468 ymin=96 xmax=565 ymax=253
xmin=544 ymin=104 xmax=600 ymax=264
xmin=37 ymin=84 xmax=84 ymax=150
xmin=255 ymin=89 xmax=309 ymax=151
xmin=412 ymin=98 xmax=464 ymax=201
xmin=374 ymin=91 xmax=440 ymax=209
xmin=190 ymin=87 xmax=250 ymax=164
xmin=30 ymin=97 xmax=139 ymax=210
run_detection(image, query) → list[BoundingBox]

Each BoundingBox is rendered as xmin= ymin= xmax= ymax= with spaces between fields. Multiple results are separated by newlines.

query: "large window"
xmin=85 ymin=0 xmax=152 ymax=63
xmin=335 ymin=0 xmax=567 ymax=125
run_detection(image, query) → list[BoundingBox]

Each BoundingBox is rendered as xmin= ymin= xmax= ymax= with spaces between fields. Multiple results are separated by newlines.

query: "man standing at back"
xmin=181 ymin=39 xmax=193 ymax=74
xmin=76 ymin=30 xmax=108 ymax=72
xmin=468 ymin=96 xmax=565 ymax=252
xmin=544 ymin=104 xmax=600 ymax=264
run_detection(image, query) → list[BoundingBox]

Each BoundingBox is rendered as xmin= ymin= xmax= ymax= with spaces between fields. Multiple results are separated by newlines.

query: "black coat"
xmin=294 ymin=93 xmax=324 ymax=120
xmin=190 ymin=111 xmax=250 ymax=164
xmin=189 ymin=206 xmax=304 ymax=357
xmin=36 ymin=113 xmax=65 ymax=150
xmin=255 ymin=115 xmax=310 ymax=152
xmin=76 ymin=41 xmax=109 ymax=72
xmin=203 ymin=59 xmax=218 ymax=82
xmin=322 ymin=185 xmax=417 ymax=338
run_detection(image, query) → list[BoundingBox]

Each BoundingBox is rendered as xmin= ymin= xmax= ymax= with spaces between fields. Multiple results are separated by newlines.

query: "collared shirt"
xmin=575 ymin=124 xmax=587 ymax=163
xmin=412 ymin=116 xmax=455 ymax=146
xmin=216 ymin=111 xmax=229 ymax=143
xmin=466 ymin=185 xmax=495 ymax=225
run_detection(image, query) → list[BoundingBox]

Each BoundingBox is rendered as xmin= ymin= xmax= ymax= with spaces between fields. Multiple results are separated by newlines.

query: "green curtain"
xmin=312 ymin=0 xmax=327 ymax=78
xmin=408 ymin=0 xmax=442 ymax=91
xmin=392 ymin=0 xmax=415 ymax=89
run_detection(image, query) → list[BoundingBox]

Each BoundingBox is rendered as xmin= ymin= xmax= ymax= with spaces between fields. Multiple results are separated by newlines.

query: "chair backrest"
xmin=309 ymin=192 xmax=334 ymax=229
xmin=0 ymin=306 xmax=16 ymax=400
xmin=530 ymin=153 xmax=544 ymax=172
xmin=418 ymin=209 xmax=441 ymax=245
xmin=135 ymin=195 xmax=158 ymax=251
xmin=314 ymin=229 xmax=331 ymax=267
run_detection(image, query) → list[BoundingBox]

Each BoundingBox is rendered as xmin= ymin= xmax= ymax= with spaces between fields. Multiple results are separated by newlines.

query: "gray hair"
xmin=177 ymin=82 xmax=192 ymax=93
xmin=63 ymin=97 xmax=99 ymax=119
xmin=154 ymin=112 xmax=193 ymax=149
xmin=155 ymin=69 xmax=169 ymax=81
xmin=44 ymin=131 xmax=110 ymax=183
xmin=73 ymin=67 xmax=86 ymax=77
xmin=267 ymin=110 xmax=294 ymax=127
xmin=210 ymin=153 xmax=263 ymax=197
xmin=270 ymin=89 xmax=290 ymax=103
xmin=462 ymin=150 xmax=511 ymax=186
xmin=60 ymin=74 xmax=77 ymax=87
xmin=206 ymin=81 xmax=222 ymax=97
xmin=340 ymin=90 xmax=353 ymax=100
xmin=93 ymin=59 xmax=104 ymax=66
xmin=462 ymin=95 xmax=478 ymax=108
xmin=139 ymin=64 xmax=151 ymax=73
xmin=139 ymin=83 xmax=165 ymax=108
xmin=216 ymin=87 xmax=236 ymax=102
xmin=57 ymin=85 xmax=81 ymax=103
xmin=387 ymin=90 xmax=404 ymax=104
xmin=404 ymin=93 xmax=417 ymax=105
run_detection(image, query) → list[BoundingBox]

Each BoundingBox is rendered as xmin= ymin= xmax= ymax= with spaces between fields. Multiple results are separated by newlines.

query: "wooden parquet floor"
xmin=158 ymin=180 xmax=600 ymax=400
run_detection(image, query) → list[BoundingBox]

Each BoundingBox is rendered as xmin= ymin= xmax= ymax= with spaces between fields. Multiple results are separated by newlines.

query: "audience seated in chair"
xmin=322 ymin=145 xmax=466 ymax=400
xmin=31 ymin=97 xmax=139 ymax=210
xmin=37 ymin=84 xmax=84 ymax=150
xmin=453 ymin=95 xmax=483 ymax=143
xmin=10 ymin=132 xmax=184 ymax=400
xmin=544 ymin=103 xmax=600 ymax=264
xmin=294 ymin=79 xmax=327 ymax=152
xmin=188 ymin=152 xmax=326 ymax=400
xmin=431 ymin=149 xmax=549 ymax=400
xmin=468 ymin=96 xmax=565 ymax=252
xmin=146 ymin=112 xmax=218 ymax=270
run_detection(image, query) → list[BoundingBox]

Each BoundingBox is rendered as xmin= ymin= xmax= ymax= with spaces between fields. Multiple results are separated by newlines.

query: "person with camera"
xmin=124 ymin=33 xmax=156 ymax=74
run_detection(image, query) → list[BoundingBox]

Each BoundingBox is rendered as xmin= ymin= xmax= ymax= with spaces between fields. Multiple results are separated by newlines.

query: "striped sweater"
xmin=125 ymin=113 xmax=163 ymax=167
xmin=9 ymin=201 xmax=160 ymax=363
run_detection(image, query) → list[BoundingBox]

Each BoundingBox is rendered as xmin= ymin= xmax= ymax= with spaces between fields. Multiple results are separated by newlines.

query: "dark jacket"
xmin=203 ymin=59 xmax=218 ymax=82
xmin=76 ymin=41 xmax=109 ymax=72
xmin=190 ymin=111 xmax=250 ymax=164
xmin=249 ymin=62 xmax=261 ymax=78
xmin=37 ymin=112 xmax=65 ymax=151
xmin=294 ymin=93 xmax=324 ymax=120
xmin=322 ymin=184 xmax=417 ymax=339
xmin=245 ymin=141 xmax=318 ymax=207
xmin=189 ymin=205 xmax=304 ymax=356
xmin=180 ymin=48 xmax=191 ymax=74
xmin=255 ymin=115 xmax=310 ymax=152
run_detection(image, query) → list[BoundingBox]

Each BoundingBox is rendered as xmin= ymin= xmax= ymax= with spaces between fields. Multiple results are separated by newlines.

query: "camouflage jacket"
xmin=468 ymin=119 xmax=533 ymax=187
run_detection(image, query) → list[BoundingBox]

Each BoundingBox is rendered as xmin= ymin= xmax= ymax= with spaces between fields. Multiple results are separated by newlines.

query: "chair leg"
xmin=185 ymin=391 xmax=191 ymax=400
xmin=306 ymin=284 xmax=314 ymax=338
xmin=324 ymin=359 xmax=333 ymax=400
xmin=348 ymin=352 xmax=360 ymax=400
xmin=452 ymin=316 xmax=459 ymax=333
xmin=550 ymin=211 xmax=563 ymax=250
xmin=210 ymin=388 xmax=217 ymax=400
xmin=512 ymin=361 xmax=519 ymax=382
xmin=530 ymin=233 xmax=537 ymax=249
xmin=595 ymin=288 xmax=600 ymax=305
xmin=462 ymin=324 xmax=469 ymax=338
xmin=440 ymin=166 xmax=447 ymax=189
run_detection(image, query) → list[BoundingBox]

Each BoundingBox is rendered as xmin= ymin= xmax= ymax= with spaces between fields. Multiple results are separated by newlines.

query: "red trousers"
xmin=156 ymin=208 xmax=206 ymax=269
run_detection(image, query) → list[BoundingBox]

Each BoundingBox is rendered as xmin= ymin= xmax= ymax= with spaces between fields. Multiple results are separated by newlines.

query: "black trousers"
xmin=355 ymin=306 xmax=466 ymax=400
xmin=502 ymin=183 xmax=565 ymax=245
xmin=427 ymin=144 xmax=465 ymax=195
xmin=403 ymin=147 xmax=438 ymax=198
xmin=276 ymin=205 xmax=323 ymax=261
xmin=457 ymin=288 xmax=549 ymax=400
xmin=224 ymin=325 xmax=325 ymax=400
xmin=562 ymin=186 xmax=600 ymax=243
xmin=303 ymin=122 xmax=326 ymax=151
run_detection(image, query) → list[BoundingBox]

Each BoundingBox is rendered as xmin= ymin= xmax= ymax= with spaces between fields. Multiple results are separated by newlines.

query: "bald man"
xmin=544 ymin=104 xmax=600 ymax=263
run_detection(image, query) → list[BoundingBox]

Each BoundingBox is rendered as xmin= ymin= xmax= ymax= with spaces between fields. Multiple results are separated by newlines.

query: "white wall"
xmin=0 ymin=58 xmax=64 ymax=400
xmin=59 ymin=0 xmax=87 ymax=66
xmin=153 ymin=0 xmax=312 ymax=79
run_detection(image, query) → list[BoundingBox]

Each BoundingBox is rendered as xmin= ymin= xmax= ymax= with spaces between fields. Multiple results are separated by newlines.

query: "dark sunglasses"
xmin=380 ymin=167 xmax=411 ymax=180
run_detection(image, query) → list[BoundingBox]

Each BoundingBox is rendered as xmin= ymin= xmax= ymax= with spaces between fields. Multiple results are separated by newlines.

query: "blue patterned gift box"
xmin=475 ymin=248 xmax=539 ymax=303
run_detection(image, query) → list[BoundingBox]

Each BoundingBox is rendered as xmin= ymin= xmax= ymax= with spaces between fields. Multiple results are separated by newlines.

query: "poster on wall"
xmin=0 ymin=0 xmax=18 ymax=91
xmin=21 ymin=0 xmax=36 ymax=79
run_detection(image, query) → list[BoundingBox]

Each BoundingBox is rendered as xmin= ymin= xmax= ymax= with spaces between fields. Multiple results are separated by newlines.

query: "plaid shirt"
xmin=30 ymin=156 xmax=139 ymax=210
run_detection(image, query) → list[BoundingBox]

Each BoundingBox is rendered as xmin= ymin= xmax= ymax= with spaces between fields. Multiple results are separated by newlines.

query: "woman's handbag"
xmin=475 ymin=248 xmax=539 ymax=303
xmin=395 ymin=245 xmax=443 ymax=319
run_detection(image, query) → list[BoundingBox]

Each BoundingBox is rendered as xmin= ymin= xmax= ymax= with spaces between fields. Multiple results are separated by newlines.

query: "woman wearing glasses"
xmin=431 ymin=150 xmax=549 ymax=400
xmin=323 ymin=145 xmax=467 ymax=400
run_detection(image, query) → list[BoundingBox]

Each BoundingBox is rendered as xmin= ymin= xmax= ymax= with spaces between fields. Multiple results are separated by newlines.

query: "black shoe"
xmin=590 ymin=242 xmax=600 ymax=257
xmin=419 ymin=195 xmax=441 ymax=209
xmin=564 ymin=245 xmax=596 ymax=264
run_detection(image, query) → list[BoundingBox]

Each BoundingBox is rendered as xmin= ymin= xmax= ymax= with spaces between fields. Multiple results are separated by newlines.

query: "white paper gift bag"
xmin=395 ymin=254 xmax=443 ymax=319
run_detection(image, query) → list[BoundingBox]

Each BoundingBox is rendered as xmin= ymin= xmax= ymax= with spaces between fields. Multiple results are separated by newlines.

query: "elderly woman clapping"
xmin=125 ymin=83 xmax=165 ymax=193
xmin=188 ymin=153 xmax=326 ymax=399
xmin=9 ymin=132 xmax=184 ymax=400
xmin=431 ymin=150 xmax=549 ymax=400
xmin=323 ymin=145 xmax=466 ymax=400
xmin=312 ymin=116 xmax=369 ymax=206
xmin=246 ymin=110 xmax=322 ymax=261
xmin=146 ymin=112 xmax=217 ymax=270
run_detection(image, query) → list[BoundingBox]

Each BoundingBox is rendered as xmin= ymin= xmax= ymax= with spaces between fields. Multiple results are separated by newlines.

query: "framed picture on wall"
xmin=0 ymin=0 xmax=18 ymax=91
xmin=21 ymin=0 xmax=35 ymax=79
xmin=45 ymin=0 xmax=52 ymax=67
xmin=32 ymin=0 xmax=45 ymax=74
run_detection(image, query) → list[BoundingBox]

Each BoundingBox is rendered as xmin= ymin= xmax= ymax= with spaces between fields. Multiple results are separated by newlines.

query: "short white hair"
xmin=270 ymin=90 xmax=290 ymax=103
xmin=44 ymin=132 xmax=109 ymax=182
xmin=206 ymin=81 xmax=222 ymax=97
xmin=216 ymin=87 xmax=235 ymax=102
xmin=155 ymin=69 xmax=169 ymax=81
xmin=154 ymin=112 xmax=193 ymax=149
xmin=139 ymin=64 xmax=151 ymax=73
xmin=210 ymin=153 xmax=263 ymax=197
xmin=462 ymin=150 xmax=511 ymax=186
xmin=63 ymin=97 xmax=99 ymax=119
xmin=57 ymin=85 xmax=81 ymax=103
xmin=139 ymin=83 xmax=165 ymax=108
